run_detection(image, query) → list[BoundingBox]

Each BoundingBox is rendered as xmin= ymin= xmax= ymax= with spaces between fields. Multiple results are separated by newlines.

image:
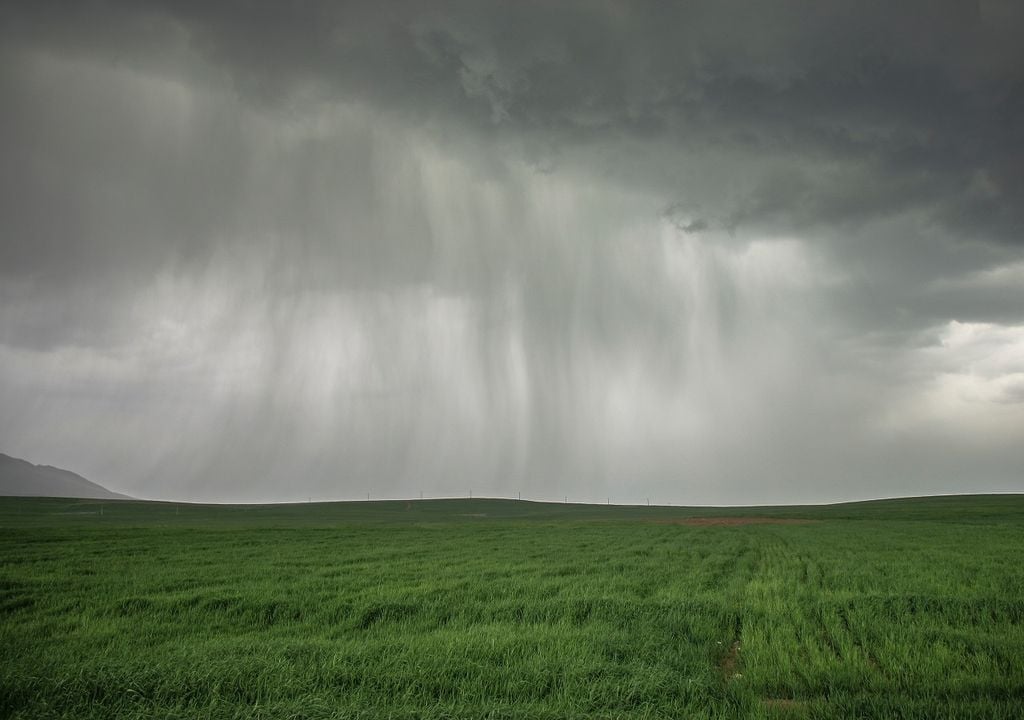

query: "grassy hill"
xmin=2 ymin=492 xmax=1022 ymax=527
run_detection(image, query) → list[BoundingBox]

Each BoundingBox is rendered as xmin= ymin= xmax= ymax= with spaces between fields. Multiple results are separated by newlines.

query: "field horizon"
xmin=5 ymin=490 xmax=1024 ymax=520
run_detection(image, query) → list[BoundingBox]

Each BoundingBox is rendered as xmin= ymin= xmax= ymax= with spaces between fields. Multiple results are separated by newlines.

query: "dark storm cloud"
xmin=5 ymin=0 xmax=1024 ymax=248
xmin=1 ymin=1 xmax=1023 ymax=502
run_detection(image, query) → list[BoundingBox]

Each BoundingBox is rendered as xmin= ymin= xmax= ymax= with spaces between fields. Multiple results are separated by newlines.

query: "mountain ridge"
xmin=0 ymin=453 xmax=131 ymax=500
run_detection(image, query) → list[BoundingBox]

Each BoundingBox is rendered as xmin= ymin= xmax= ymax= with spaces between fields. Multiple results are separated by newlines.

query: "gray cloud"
xmin=5 ymin=1 xmax=1023 ymax=250
xmin=1 ymin=1 xmax=1022 ymax=503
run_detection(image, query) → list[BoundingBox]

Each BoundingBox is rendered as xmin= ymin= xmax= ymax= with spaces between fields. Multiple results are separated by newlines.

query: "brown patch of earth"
xmin=762 ymin=698 xmax=808 ymax=713
xmin=719 ymin=639 xmax=742 ymax=678
xmin=654 ymin=517 xmax=817 ymax=526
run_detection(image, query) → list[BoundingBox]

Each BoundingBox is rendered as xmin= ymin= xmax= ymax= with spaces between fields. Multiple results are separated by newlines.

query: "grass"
xmin=1 ymin=494 xmax=1023 ymax=718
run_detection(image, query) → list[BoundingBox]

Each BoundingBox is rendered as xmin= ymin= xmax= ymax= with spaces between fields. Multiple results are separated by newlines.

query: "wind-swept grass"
xmin=1 ymin=495 xmax=1022 ymax=718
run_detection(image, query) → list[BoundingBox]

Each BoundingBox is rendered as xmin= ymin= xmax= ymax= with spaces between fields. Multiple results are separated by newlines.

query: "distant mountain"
xmin=0 ymin=453 xmax=131 ymax=499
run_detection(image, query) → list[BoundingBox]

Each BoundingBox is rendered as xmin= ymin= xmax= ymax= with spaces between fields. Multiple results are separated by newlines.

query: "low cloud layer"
xmin=1 ymin=1 xmax=1022 ymax=503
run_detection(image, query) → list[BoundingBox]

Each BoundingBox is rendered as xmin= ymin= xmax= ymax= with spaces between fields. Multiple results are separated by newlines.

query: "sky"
xmin=1 ymin=1 xmax=1023 ymax=504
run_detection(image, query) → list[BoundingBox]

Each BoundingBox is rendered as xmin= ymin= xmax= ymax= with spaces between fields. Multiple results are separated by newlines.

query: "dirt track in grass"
xmin=652 ymin=517 xmax=818 ymax=526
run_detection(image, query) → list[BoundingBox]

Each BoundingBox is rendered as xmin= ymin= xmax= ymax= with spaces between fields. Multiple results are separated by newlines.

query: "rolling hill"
xmin=0 ymin=452 xmax=130 ymax=499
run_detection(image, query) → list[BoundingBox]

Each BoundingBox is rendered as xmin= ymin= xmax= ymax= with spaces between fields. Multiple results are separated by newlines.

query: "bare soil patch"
xmin=762 ymin=698 xmax=809 ymax=713
xmin=719 ymin=639 xmax=742 ymax=678
xmin=653 ymin=517 xmax=817 ymax=526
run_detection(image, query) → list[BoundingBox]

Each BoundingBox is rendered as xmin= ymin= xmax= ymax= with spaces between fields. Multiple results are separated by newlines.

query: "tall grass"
xmin=2 ymin=496 xmax=1022 ymax=718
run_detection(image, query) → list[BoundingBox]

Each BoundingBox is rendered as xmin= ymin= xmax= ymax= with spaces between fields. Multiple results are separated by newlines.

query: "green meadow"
xmin=2 ymin=495 xmax=1023 ymax=719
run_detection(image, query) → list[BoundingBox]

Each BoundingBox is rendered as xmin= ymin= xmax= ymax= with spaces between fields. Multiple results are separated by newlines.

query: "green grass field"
xmin=2 ymin=495 xmax=1023 ymax=719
